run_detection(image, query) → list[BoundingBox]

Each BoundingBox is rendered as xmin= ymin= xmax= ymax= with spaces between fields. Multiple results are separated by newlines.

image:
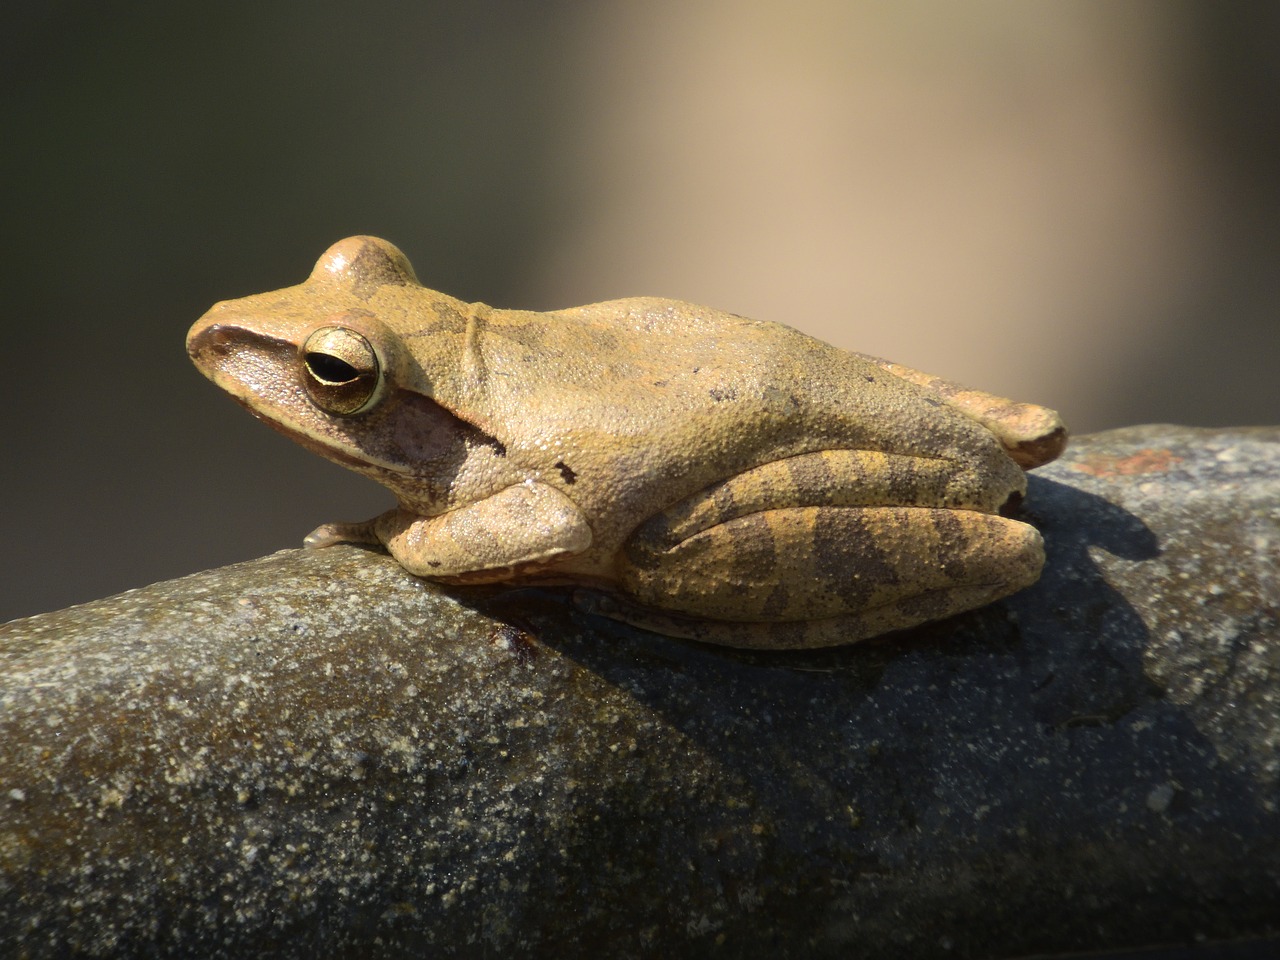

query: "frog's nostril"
xmin=187 ymin=322 xmax=232 ymax=359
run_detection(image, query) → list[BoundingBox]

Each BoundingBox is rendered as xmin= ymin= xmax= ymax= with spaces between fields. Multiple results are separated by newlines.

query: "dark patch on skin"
xmin=555 ymin=461 xmax=577 ymax=485
xmin=401 ymin=301 xmax=471 ymax=339
xmin=495 ymin=321 xmax=549 ymax=351
xmin=653 ymin=379 xmax=668 ymax=388
xmin=884 ymin=456 xmax=936 ymax=509
xmin=621 ymin=506 xmax=680 ymax=571
xmin=923 ymin=396 xmax=944 ymax=408
xmin=585 ymin=327 xmax=619 ymax=353
xmin=347 ymin=242 xmax=415 ymax=300
xmin=813 ymin=510 xmax=898 ymax=608
xmin=785 ymin=451 xmax=836 ymax=502
xmin=708 ymin=387 xmax=738 ymax=402
xmin=314 ymin=388 xmax=510 ymax=513
xmin=622 ymin=532 xmax=666 ymax=573
xmin=378 ymin=391 xmax=505 ymax=467
xmin=863 ymin=374 xmax=876 ymax=383
xmin=930 ymin=511 xmax=973 ymax=582
xmin=760 ymin=582 xmax=791 ymax=619
xmin=761 ymin=385 xmax=799 ymax=414
xmin=628 ymin=510 xmax=781 ymax=607
xmin=332 ymin=307 xmax=376 ymax=323
xmin=711 ymin=480 xmax=737 ymax=518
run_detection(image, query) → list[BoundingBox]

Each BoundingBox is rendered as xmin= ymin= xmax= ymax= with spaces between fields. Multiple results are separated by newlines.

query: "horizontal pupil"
xmin=306 ymin=352 xmax=359 ymax=383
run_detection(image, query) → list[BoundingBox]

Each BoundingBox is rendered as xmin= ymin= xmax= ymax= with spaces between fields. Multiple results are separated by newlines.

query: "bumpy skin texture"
xmin=187 ymin=236 xmax=1066 ymax=648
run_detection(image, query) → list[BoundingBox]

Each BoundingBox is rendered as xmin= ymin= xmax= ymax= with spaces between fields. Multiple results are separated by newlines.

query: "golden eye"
xmin=301 ymin=327 xmax=381 ymax=415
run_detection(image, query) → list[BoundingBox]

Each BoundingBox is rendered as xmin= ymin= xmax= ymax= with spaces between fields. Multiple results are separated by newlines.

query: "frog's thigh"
xmin=603 ymin=505 xmax=1042 ymax=647
xmin=375 ymin=481 xmax=591 ymax=581
xmin=652 ymin=449 xmax=1016 ymax=545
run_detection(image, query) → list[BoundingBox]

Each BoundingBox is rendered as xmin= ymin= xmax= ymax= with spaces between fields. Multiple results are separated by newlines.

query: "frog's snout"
xmin=186 ymin=313 xmax=216 ymax=366
xmin=186 ymin=310 xmax=240 ymax=377
xmin=186 ymin=306 xmax=294 ymax=396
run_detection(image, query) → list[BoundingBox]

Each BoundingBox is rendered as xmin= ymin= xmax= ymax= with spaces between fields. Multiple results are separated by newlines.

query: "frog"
xmin=187 ymin=236 xmax=1066 ymax=649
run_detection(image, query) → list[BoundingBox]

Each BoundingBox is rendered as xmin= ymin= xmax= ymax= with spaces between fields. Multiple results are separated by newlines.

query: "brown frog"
xmin=187 ymin=236 xmax=1066 ymax=648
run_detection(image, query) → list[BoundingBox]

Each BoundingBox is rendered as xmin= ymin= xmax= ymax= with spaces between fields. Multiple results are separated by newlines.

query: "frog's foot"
xmin=303 ymin=515 xmax=386 ymax=549
xmin=854 ymin=353 xmax=1067 ymax=469
xmin=600 ymin=504 xmax=1044 ymax=650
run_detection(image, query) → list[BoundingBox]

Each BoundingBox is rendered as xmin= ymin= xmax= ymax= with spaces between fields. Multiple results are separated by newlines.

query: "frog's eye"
xmin=301 ymin=327 xmax=381 ymax=415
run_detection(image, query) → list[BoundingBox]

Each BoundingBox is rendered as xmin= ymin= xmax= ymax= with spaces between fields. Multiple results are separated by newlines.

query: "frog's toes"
xmin=303 ymin=519 xmax=381 ymax=549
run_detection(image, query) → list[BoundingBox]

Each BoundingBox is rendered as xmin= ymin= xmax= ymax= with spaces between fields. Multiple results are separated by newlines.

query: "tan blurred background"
xmin=2 ymin=1 xmax=1277 ymax=620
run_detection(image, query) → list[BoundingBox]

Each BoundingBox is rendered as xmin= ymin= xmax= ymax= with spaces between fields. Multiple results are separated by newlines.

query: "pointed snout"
xmin=186 ymin=303 xmax=235 ymax=382
xmin=185 ymin=298 xmax=299 ymax=407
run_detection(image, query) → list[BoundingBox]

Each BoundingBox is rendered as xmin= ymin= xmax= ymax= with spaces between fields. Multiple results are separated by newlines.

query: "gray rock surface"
xmin=1 ymin=424 xmax=1277 ymax=959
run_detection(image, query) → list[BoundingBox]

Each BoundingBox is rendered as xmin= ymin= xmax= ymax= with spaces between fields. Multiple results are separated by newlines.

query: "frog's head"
xmin=187 ymin=236 xmax=484 ymax=504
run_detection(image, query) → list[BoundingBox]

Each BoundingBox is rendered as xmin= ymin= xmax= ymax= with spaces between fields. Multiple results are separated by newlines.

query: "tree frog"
xmin=188 ymin=236 xmax=1066 ymax=649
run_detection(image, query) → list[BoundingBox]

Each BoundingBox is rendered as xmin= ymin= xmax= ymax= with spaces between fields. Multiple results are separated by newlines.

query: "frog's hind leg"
xmin=580 ymin=503 xmax=1044 ymax=650
xmin=574 ymin=580 xmax=1021 ymax=650
xmin=647 ymin=447 xmax=1025 ymax=542
xmin=855 ymin=353 xmax=1066 ymax=469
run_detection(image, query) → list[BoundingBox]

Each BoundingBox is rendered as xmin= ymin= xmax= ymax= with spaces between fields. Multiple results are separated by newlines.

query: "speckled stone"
xmin=1 ymin=425 xmax=1277 ymax=959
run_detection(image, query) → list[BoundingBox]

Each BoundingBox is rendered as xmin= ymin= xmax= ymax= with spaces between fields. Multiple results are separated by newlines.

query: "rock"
xmin=1 ymin=425 xmax=1277 ymax=959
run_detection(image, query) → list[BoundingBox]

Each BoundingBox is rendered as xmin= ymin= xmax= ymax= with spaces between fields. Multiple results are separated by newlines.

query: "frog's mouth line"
xmin=232 ymin=396 xmax=411 ymax=477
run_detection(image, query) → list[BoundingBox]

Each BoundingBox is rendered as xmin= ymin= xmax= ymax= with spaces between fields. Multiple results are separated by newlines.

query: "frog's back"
xmin=476 ymin=295 xmax=1005 ymax=475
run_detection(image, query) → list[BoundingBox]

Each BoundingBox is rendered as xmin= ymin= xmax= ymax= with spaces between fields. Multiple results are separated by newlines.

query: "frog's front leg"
xmin=309 ymin=481 xmax=593 ymax=583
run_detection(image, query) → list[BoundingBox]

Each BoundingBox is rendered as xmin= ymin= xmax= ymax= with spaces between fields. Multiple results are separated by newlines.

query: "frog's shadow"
xmin=457 ymin=474 xmax=1160 ymax=716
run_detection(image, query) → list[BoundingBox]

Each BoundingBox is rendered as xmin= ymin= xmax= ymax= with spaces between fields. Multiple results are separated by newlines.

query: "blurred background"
xmin=3 ymin=1 xmax=1278 ymax=621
